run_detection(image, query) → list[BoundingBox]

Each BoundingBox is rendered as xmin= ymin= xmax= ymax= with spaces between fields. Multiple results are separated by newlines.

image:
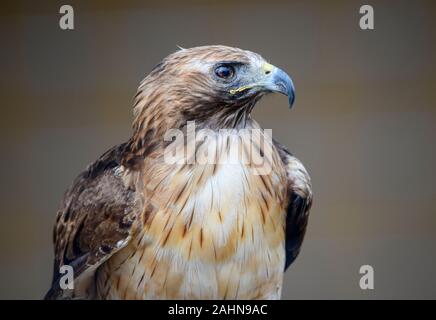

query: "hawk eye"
xmin=215 ymin=65 xmax=235 ymax=79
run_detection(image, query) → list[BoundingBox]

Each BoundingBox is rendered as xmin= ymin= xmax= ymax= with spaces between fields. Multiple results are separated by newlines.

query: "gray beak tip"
xmin=288 ymin=92 xmax=295 ymax=108
xmin=271 ymin=67 xmax=295 ymax=109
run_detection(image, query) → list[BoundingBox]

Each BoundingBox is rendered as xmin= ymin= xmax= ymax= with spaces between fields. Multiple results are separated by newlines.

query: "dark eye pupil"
xmin=215 ymin=65 xmax=234 ymax=79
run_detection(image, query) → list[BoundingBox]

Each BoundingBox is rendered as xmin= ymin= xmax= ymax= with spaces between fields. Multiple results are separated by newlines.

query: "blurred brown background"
xmin=1 ymin=0 xmax=435 ymax=299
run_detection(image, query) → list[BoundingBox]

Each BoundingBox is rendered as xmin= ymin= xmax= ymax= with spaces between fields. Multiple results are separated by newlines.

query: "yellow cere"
xmin=229 ymin=63 xmax=274 ymax=95
xmin=262 ymin=62 xmax=274 ymax=74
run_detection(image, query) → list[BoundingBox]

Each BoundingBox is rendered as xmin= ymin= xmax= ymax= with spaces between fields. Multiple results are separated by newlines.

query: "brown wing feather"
xmin=45 ymin=143 xmax=139 ymax=299
xmin=274 ymin=140 xmax=313 ymax=271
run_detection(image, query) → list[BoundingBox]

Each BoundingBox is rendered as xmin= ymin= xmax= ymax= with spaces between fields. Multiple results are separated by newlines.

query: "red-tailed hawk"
xmin=45 ymin=45 xmax=312 ymax=300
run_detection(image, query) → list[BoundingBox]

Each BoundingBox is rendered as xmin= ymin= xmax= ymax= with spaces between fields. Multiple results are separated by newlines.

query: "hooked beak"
xmin=229 ymin=62 xmax=296 ymax=108
xmin=261 ymin=63 xmax=295 ymax=108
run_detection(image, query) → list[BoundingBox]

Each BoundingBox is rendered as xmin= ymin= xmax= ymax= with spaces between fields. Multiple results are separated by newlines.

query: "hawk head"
xmin=133 ymin=45 xmax=295 ymax=133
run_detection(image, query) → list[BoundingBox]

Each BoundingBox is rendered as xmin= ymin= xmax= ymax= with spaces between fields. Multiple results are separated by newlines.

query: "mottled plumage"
xmin=45 ymin=45 xmax=312 ymax=300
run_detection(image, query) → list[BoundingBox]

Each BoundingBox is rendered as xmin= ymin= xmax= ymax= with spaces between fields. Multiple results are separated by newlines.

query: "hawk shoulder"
xmin=274 ymin=140 xmax=312 ymax=271
xmin=45 ymin=143 xmax=140 ymax=299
